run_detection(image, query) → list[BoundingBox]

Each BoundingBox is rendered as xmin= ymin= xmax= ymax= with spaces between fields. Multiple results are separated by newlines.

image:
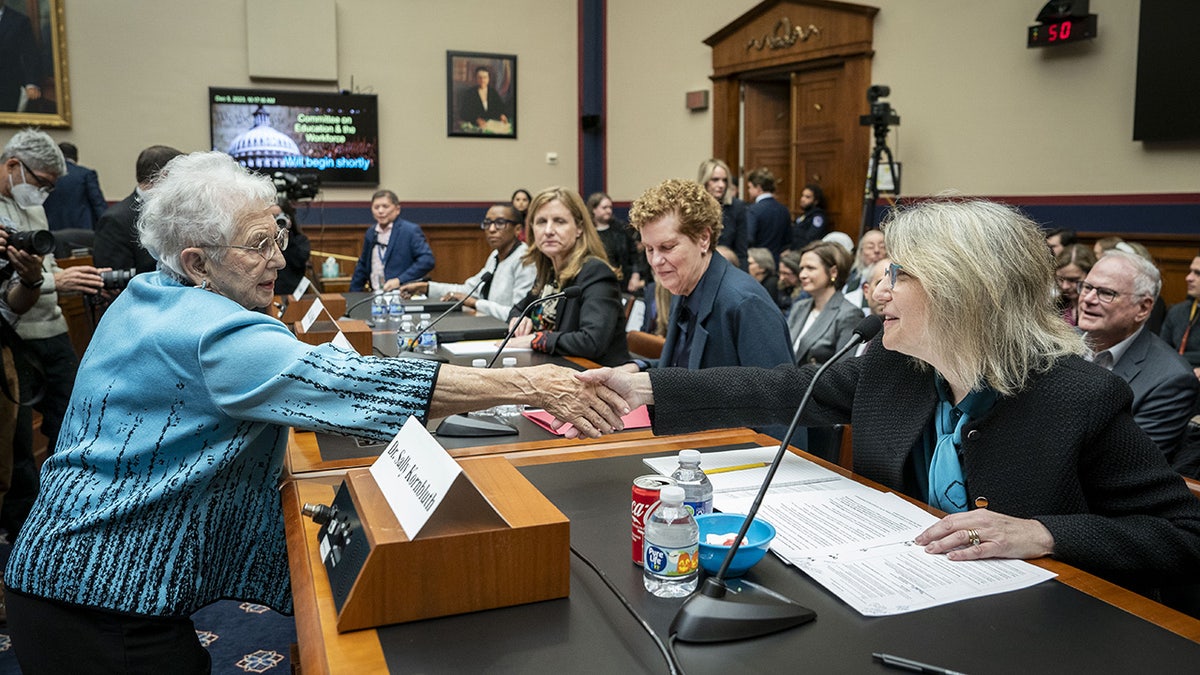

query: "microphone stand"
xmin=670 ymin=314 xmax=883 ymax=643
xmin=399 ymin=271 xmax=494 ymax=356
xmin=435 ymin=285 xmax=581 ymax=438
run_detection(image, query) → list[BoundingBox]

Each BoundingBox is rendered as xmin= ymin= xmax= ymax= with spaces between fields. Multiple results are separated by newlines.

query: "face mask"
xmin=9 ymin=164 xmax=48 ymax=209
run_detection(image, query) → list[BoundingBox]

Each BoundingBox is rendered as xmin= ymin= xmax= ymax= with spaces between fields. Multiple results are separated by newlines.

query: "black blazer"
xmin=648 ymin=340 xmax=1200 ymax=585
xmin=94 ymin=192 xmax=157 ymax=274
xmin=510 ymin=257 xmax=628 ymax=366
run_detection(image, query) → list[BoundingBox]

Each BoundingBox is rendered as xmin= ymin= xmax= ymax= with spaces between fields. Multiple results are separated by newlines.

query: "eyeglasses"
xmin=18 ymin=160 xmax=54 ymax=195
xmin=1076 ymin=281 xmax=1121 ymax=303
xmin=218 ymin=227 xmax=289 ymax=260
xmin=887 ymin=262 xmax=906 ymax=289
xmin=480 ymin=218 xmax=519 ymax=230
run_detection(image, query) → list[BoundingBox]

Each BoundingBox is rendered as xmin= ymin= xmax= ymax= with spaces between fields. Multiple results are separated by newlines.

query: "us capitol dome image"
xmin=227 ymin=105 xmax=300 ymax=168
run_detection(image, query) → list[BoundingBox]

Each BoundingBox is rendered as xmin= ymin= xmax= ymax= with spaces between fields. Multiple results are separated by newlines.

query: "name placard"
xmin=300 ymin=298 xmax=326 ymax=332
xmin=291 ymin=276 xmax=311 ymax=301
xmin=331 ymin=331 xmax=354 ymax=352
xmin=368 ymin=416 xmax=461 ymax=538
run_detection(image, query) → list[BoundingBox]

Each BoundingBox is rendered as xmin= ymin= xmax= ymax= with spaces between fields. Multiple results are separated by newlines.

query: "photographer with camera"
xmin=0 ymin=129 xmax=110 ymax=540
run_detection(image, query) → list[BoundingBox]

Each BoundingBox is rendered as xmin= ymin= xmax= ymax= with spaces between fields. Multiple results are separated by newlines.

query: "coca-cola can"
xmin=632 ymin=474 xmax=676 ymax=565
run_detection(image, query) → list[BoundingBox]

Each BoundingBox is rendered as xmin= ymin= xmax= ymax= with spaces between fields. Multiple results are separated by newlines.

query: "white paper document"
xmin=647 ymin=448 xmax=1057 ymax=616
xmin=441 ymin=339 xmax=532 ymax=356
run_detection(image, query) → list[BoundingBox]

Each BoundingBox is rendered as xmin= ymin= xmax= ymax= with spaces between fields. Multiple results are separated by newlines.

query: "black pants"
xmin=7 ymin=589 xmax=211 ymax=674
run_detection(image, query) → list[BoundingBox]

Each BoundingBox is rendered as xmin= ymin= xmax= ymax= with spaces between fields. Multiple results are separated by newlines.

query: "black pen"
xmin=872 ymin=652 xmax=967 ymax=675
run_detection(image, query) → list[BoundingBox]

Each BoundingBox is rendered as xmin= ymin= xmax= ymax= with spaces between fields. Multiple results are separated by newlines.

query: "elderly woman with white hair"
xmin=3 ymin=152 xmax=626 ymax=673
xmin=581 ymin=198 xmax=1200 ymax=595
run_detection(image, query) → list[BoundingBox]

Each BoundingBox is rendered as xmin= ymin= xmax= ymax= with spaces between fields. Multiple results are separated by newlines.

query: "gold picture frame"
xmin=0 ymin=0 xmax=70 ymax=128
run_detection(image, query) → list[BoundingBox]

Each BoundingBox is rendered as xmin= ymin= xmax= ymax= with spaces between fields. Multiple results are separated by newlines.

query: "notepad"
xmin=523 ymin=405 xmax=651 ymax=436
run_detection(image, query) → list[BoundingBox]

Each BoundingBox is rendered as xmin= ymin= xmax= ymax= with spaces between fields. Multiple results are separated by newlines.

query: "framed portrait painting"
xmin=447 ymin=51 xmax=516 ymax=139
xmin=0 ymin=0 xmax=70 ymax=128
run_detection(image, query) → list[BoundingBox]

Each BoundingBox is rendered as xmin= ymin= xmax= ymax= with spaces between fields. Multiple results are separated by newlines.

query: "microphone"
xmin=342 ymin=293 xmax=378 ymax=319
xmin=486 ymin=286 xmax=581 ymax=368
xmin=670 ymin=313 xmax=883 ymax=643
xmin=400 ymin=271 xmax=493 ymax=354
xmin=435 ymin=285 xmax=582 ymax=438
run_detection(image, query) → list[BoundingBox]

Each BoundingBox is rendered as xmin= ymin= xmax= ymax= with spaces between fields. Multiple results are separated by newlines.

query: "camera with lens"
xmin=2 ymin=226 xmax=55 ymax=259
xmin=100 ymin=268 xmax=136 ymax=291
xmin=272 ymin=171 xmax=320 ymax=201
xmin=859 ymin=85 xmax=900 ymax=129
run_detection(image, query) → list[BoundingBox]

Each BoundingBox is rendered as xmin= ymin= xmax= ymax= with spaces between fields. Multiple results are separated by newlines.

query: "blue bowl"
xmin=695 ymin=513 xmax=776 ymax=577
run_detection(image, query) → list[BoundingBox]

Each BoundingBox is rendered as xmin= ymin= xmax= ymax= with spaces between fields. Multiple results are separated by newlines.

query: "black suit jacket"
xmin=747 ymin=196 xmax=791 ymax=261
xmin=648 ymin=340 xmax=1200 ymax=584
xmin=43 ymin=161 xmax=107 ymax=231
xmin=0 ymin=8 xmax=40 ymax=112
xmin=94 ymin=192 xmax=157 ymax=274
xmin=509 ymin=257 xmax=628 ymax=366
xmin=458 ymin=86 xmax=507 ymax=124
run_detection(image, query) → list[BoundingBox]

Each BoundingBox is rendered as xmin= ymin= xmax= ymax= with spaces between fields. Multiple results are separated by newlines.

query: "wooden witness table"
xmin=282 ymin=434 xmax=1200 ymax=674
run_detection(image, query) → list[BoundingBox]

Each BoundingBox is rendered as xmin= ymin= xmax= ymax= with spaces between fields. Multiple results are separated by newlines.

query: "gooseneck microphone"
xmin=487 ymin=286 xmax=581 ymax=368
xmin=400 ymin=271 xmax=494 ymax=354
xmin=670 ymin=313 xmax=883 ymax=643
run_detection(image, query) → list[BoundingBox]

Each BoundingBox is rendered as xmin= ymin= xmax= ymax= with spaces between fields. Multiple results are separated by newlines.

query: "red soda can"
xmin=632 ymin=475 xmax=676 ymax=565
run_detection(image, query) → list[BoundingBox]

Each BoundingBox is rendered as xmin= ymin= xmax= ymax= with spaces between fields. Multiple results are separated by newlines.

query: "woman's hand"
xmin=575 ymin=367 xmax=654 ymax=410
xmin=505 ymin=334 xmax=534 ymax=349
xmin=397 ymin=281 xmax=427 ymax=299
xmin=511 ymin=316 xmax=533 ymax=337
xmin=522 ymin=365 xmax=629 ymax=438
xmin=914 ymin=509 xmax=1055 ymax=561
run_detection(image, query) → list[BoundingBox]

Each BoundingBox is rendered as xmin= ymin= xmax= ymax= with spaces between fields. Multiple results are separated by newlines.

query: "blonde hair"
xmin=883 ymin=199 xmax=1085 ymax=395
xmin=522 ymin=186 xmax=613 ymax=291
xmin=696 ymin=159 xmax=734 ymax=206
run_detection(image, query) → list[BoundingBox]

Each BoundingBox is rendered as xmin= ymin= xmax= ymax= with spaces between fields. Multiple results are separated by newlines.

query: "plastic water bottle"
xmin=387 ymin=291 xmax=404 ymax=328
xmin=468 ymin=358 xmax=500 ymax=417
xmin=370 ymin=290 xmax=387 ymax=326
xmin=494 ymin=356 xmax=521 ymax=417
xmin=643 ymin=485 xmax=699 ymax=598
xmin=417 ymin=312 xmax=438 ymax=355
xmin=396 ymin=314 xmax=418 ymax=353
xmin=671 ymin=449 xmax=713 ymax=517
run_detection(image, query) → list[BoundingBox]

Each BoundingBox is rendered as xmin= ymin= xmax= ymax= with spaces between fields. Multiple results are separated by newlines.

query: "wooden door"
xmin=742 ymin=79 xmax=793 ymax=210
xmin=791 ymin=64 xmax=859 ymax=234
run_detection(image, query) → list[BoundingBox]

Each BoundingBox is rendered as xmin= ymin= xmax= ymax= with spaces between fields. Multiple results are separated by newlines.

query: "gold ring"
xmin=966 ymin=528 xmax=981 ymax=547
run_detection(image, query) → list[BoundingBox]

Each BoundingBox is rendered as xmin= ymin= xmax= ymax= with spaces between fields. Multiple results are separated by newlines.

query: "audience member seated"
xmin=94 ymin=144 xmax=182 ymax=274
xmin=1054 ymin=244 xmax=1095 ymax=327
xmin=1093 ymin=235 xmax=1123 ymax=260
xmin=270 ymin=195 xmax=311 ymax=297
xmin=399 ymin=203 xmax=534 ymax=321
xmin=506 ymin=187 xmax=629 ymax=366
xmin=788 ymin=240 xmax=861 ymax=366
xmin=587 ymin=192 xmax=636 ymax=287
xmin=777 ymin=251 xmax=802 ymax=314
xmin=582 ymin=199 xmax=1200 ymax=598
xmin=1111 ymin=240 xmax=1168 ymax=334
xmin=790 ymin=182 xmax=830 ymax=252
xmin=746 ymin=247 xmax=780 ymax=306
xmin=698 ymin=158 xmax=747 ymax=269
xmin=1078 ymin=251 xmax=1199 ymax=471
xmin=41 ymin=142 xmax=105 ymax=232
xmin=844 ymin=228 xmax=886 ymax=304
xmin=1044 ymin=227 xmax=1077 ymax=257
xmin=349 ymin=189 xmax=435 ymax=292
xmin=622 ymin=178 xmax=791 ymax=371
xmin=744 ymin=168 xmax=790 ymax=261
xmin=3 ymin=152 xmax=625 ymax=673
xmin=511 ymin=188 xmax=531 ymax=241
xmin=1162 ymin=250 xmax=1200 ymax=379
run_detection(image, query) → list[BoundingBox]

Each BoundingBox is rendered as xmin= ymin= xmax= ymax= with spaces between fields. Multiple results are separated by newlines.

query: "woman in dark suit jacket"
xmin=583 ymin=199 xmax=1200 ymax=590
xmin=788 ymin=240 xmax=862 ymax=365
xmin=625 ymin=178 xmax=792 ymax=371
xmin=507 ymin=187 xmax=628 ymax=366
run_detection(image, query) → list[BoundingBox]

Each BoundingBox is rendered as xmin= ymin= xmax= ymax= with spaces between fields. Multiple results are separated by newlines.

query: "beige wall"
xmin=40 ymin=1 xmax=1200 ymax=205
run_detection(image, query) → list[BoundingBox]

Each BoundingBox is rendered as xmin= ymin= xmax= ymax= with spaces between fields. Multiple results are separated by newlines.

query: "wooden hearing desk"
xmin=282 ymin=434 xmax=1200 ymax=674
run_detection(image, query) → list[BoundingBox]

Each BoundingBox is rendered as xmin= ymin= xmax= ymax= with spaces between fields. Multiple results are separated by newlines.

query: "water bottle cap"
xmin=659 ymin=486 xmax=684 ymax=504
xmin=502 ymin=356 xmax=517 ymax=367
xmin=678 ymin=449 xmax=700 ymax=464
xmin=471 ymin=358 xmax=487 ymax=368
xmin=420 ymin=313 xmax=431 ymax=319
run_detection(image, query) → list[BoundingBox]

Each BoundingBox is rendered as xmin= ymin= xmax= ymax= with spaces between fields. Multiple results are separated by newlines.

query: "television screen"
xmin=209 ymin=87 xmax=379 ymax=186
xmin=1133 ymin=0 xmax=1200 ymax=142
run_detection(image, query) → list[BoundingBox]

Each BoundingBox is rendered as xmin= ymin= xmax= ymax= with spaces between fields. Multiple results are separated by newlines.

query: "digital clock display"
xmin=1027 ymin=14 xmax=1098 ymax=48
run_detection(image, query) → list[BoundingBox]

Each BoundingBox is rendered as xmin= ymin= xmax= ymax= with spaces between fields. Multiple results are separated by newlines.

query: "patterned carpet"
xmin=0 ymin=598 xmax=297 ymax=674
